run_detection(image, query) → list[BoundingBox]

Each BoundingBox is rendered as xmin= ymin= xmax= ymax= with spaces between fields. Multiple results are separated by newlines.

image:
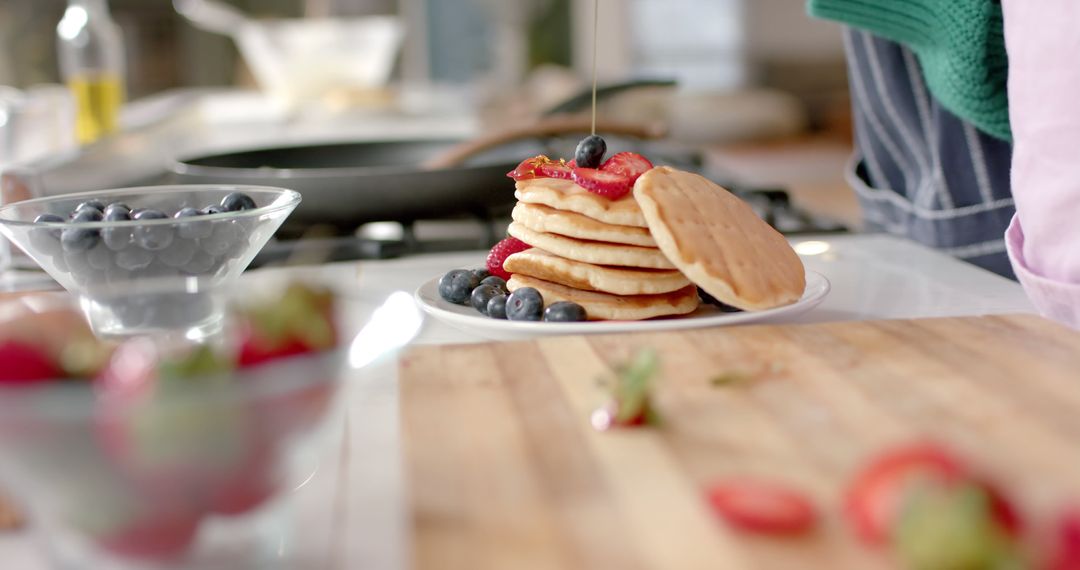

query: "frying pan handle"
xmin=423 ymin=116 xmax=668 ymax=170
xmin=541 ymin=78 xmax=677 ymax=117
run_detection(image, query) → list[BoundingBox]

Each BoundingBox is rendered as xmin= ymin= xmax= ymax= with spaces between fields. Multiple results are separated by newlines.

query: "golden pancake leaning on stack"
xmin=495 ymin=136 xmax=806 ymax=321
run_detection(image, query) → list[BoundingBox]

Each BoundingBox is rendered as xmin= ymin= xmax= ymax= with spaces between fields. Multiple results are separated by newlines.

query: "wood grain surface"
xmin=400 ymin=315 xmax=1080 ymax=569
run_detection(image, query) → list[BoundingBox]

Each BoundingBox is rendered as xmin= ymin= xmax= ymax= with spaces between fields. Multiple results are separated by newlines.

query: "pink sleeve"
xmin=1002 ymin=0 xmax=1080 ymax=328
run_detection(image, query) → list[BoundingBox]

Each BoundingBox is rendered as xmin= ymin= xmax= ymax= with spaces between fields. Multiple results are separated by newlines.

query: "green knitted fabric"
xmin=808 ymin=0 xmax=1010 ymax=141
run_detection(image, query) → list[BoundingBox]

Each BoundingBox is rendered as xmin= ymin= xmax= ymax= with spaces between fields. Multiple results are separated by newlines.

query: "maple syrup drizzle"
xmin=591 ymin=0 xmax=599 ymax=136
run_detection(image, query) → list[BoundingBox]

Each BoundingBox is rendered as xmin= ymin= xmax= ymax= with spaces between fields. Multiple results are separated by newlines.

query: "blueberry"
xmin=220 ymin=192 xmax=256 ymax=212
xmin=480 ymin=275 xmax=507 ymax=293
xmin=87 ymin=244 xmax=112 ymax=271
xmin=33 ymin=213 xmax=65 ymax=226
xmin=30 ymin=214 xmax=65 ymax=255
xmin=506 ymin=287 xmax=543 ymax=321
xmin=103 ymin=204 xmax=130 ymax=219
xmin=487 ymin=294 xmax=507 ymax=319
xmin=574 ymin=135 xmax=607 ymax=169
xmin=438 ymin=269 xmax=480 ymax=304
xmin=200 ymin=221 xmax=238 ymax=256
xmin=182 ymin=251 xmax=217 ymax=275
xmin=132 ymin=209 xmax=174 ymax=251
xmin=471 ymin=268 xmax=491 ymax=282
xmin=470 ymin=284 xmax=501 ymax=315
xmin=544 ymin=301 xmax=587 ymax=322
xmin=74 ymin=199 xmax=106 ymax=214
xmin=102 ymin=204 xmax=132 ymax=251
xmin=201 ymin=205 xmax=225 ymax=215
xmin=63 ymin=248 xmax=94 ymax=276
xmin=104 ymin=263 xmax=132 ymax=286
xmin=159 ymin=238 xmax=197 ymax=268
xmin=61 ymin=209 xmax=102 ymax=252
xmin=698 ymin=289 xmax=742 ymax=312
xmin=174 ymin=207 xmax=212 ymax=240
xmin=114 ymin=247 xmax=154 ymax=271
xmin=50 ymin=252 xmax=68 ymax=272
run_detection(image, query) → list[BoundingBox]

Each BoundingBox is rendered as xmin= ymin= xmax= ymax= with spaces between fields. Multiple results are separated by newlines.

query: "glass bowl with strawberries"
xmin=0 ymin=282 xmax=348 ymax=569
xmin=0 ymin=185 xmax=301 ymax=339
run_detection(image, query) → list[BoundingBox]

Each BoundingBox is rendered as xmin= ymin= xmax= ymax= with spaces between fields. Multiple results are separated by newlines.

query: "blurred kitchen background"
xmin=0 ymin=0 xmax=855 ymax=266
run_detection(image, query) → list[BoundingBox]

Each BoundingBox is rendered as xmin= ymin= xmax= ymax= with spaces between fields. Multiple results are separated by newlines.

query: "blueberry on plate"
xmin=470 ymin=284 xmax=501 ymax=315
xmin=544 ymin=301 xmax=587 ymax=322
xmin=201 ymin=205 xmax=225 ymax=216
xmin=438 ymin=269 xmax=480 ymax=304
xmin=487 ymin=294 xmax=508 ymax=320
xmin=699 ymin=289 xmax=743 ymax=313
xmin=61 ymin=209 xmax=102 ymax=252
xmin=480 ymin=275 xmax=507 ymax=293
xmin=74 ymin=200 xmax=106 ymax=215
xmin=174 ymin=206 xmax=212 ymax=240
xmin=220 ymin=192 xmax=257 ymax=212
xmin=506 ymin=287 xmax=543 ymax=321
xmin=132 ymin=209 xmax=174 ymax=251
xmin=471 ymin=268 xmax=491 ymax=282
xmin=574 ymin=135 xmax=607 ymax=169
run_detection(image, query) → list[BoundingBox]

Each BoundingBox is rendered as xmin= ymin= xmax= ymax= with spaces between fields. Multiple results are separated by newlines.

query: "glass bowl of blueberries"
xmin=0 ymin=185 xmax=300 ymax=338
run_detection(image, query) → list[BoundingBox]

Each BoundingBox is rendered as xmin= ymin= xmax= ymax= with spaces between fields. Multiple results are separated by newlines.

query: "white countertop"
xmin=0 ymin=234 xmax=1036 ymax=569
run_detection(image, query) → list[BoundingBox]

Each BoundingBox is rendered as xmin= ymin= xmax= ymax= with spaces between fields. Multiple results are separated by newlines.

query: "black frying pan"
xmin=167 ymin=117 xmax=668 ymax=233
xmin=168 ymin=139 xmax=518 ymax=232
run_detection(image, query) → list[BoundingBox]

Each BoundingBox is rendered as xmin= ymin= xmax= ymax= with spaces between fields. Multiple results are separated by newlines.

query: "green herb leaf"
xmin=710 ymin=372 xmax=750 ymax=387
xmin=613 ymin=349 xmax=659 ymax=425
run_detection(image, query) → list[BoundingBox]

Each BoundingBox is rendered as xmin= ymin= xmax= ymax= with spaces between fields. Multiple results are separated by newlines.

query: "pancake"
xmin=514 ymin=178 xmax=648 ymax=228
xmin=633 ymin=167 xmax=805 ymax=310
xmin=507 ymin=274 xmax=700 ymax=321
xmin=504 ymin=248 xmax=690 ymax=295
xmin=512 ymin=202 xmax=657 ymax=247
xmin=507 ymin=222 xmax=675 ymax=270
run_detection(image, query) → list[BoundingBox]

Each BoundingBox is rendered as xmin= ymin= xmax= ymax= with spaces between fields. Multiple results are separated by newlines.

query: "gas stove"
xmin=247 ymin=185 xmax=847 ymax=268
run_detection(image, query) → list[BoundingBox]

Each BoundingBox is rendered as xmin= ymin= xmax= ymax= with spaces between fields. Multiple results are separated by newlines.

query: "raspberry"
xmin=486 ymin=237 xmax=530 ymax=280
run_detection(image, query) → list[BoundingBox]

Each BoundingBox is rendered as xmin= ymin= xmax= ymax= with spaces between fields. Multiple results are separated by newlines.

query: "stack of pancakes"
xmin=503 ymin=167 xmax=808 ymax=321
xmin=505 ymin=177 xmax=700 ymax=321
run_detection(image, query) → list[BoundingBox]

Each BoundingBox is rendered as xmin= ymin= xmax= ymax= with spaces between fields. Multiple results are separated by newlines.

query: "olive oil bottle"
xmin=56 ymin=0 xmax=126 ymax=144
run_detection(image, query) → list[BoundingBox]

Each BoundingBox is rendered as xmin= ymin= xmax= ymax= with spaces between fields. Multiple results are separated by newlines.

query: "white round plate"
xmin=414 ymin=271 xmax=830 ymax=340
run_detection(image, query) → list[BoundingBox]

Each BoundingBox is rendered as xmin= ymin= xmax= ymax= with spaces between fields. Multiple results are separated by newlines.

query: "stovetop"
xmin=248 ymin=186 xmax=848 ymax=268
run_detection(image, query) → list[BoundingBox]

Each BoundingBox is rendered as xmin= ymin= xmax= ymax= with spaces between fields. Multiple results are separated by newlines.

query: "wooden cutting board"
xmin=400 ymin=315 xmax=1080 ymax=569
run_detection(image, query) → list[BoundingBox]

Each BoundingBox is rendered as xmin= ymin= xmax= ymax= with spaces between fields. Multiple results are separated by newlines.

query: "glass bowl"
xmin=0 ymin=186 xmax=300 ymax=338
xmin=0 ymin=321 xmax=347 ymax=568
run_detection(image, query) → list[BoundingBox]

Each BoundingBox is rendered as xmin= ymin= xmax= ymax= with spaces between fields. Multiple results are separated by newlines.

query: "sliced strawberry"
xmin=238 ymin=330 xmax=311 ymax=368
xmin=845 ymin=441 xmax=1019 ymax=545
xmin=206 ymin=442 xmax=278 ymax=516
xmin=0 ymin=340 xmax=59 ymax=385
xmin=1047 ymin=508 xmax=1080 ymax=570
xmin=486 ymin=237 xmax=530 ymax=280
xmin=707 ymin=480 xmax=818 ymax=535
xmin=507 ymin=156 xmax=573 ymax=181
xmin=571 ymin=167 xmax=633 ymax=199
xmin=96 ymin=507 xmax=201 ymax=561
xmin=600 ymin=152 xmax=654 ymax=182
xmin=846 ymin=442 xmax=965 ymax=544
